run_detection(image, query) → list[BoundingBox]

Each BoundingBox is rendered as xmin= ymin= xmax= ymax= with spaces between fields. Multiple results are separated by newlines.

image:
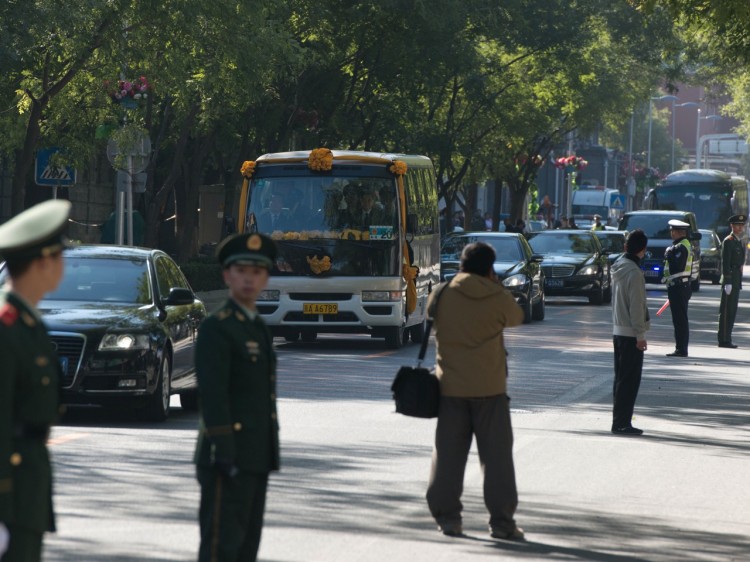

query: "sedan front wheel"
xmin=144 ymin=353 xmax=171 ymax=422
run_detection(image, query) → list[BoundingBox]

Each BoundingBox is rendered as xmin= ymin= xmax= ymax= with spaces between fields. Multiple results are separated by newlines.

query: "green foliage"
xmin=179 ymin=257 xmax=224 ymax=292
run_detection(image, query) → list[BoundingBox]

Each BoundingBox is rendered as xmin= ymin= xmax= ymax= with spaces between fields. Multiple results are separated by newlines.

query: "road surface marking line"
xmin=365 ymin=351 xmax=396 ymax=358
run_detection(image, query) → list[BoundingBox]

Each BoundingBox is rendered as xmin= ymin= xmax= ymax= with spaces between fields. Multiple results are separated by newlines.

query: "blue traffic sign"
xmin=610 ymin=193 xmax=625 ymax=210
xmin=35 ymin=148 xmax=77 ymax=187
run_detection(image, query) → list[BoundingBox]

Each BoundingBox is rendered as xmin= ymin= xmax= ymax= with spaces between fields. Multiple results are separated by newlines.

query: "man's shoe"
xmin=718 ymin=342 xmax=738 ymax=348
xmin=490 ymin=527 xmax=525 ymax=541
xmin=439 ymin=524 xmax=463 ymax=537
xmin=666 ymin=351 xmax=688 ymax=357
xmin=611 ymin=426 xmax=644 ymax=436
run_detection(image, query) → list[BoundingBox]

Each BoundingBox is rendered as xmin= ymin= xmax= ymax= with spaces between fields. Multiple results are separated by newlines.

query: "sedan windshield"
xmin=595 ymin=234 xmax=625 ymax=254
xmin=46 ymin=257 xmax=152 ymax=304
xmin=441 ymin=236 xmax=522 ymax=262
xmin=528 ymin=233 xmax=596 ymax=254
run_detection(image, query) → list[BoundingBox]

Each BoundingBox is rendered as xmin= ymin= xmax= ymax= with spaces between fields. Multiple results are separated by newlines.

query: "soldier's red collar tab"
xmin=0 ymin=302 xmax=19 ymax=326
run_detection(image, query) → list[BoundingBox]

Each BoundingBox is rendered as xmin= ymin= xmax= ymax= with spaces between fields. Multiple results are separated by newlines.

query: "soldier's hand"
xmin=725 ymin=284 xmax=732 ymax=295
xmin=213 ymin=460 xmax=239 ymax=480
xmin=0 ymin=522 xmax=9 ymax=556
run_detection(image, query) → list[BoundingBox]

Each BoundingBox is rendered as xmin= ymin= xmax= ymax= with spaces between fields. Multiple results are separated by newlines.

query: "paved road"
xmin=44 ymin=280 xmax=750 ymax=561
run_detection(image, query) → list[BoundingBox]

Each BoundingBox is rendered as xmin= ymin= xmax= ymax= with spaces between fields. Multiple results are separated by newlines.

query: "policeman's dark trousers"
xmin=667 ymin=283 xmax=691 ymax=354
xmin=612 ymin=336 xmax=644 ymax=429
xmin=426 ymin=394 xmax=518 ymax=535
xmin=3 ymin=525 xmax=43 ymax=562
xmin=718 ymin=286 xmax=740 ymax=344
xmin=197 ymin=467 xmax=269 ymax=562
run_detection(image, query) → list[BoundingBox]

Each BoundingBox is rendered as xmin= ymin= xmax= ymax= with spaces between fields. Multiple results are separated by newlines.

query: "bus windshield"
xmin=653 ymin=184 xmax=733 ymax=232
xmin=246 ymin=175 xmax=400 ymax=277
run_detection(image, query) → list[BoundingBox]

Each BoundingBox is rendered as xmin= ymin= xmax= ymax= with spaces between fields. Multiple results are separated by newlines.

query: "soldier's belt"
xmin=13 ymin=423 xmax=50 ymax=440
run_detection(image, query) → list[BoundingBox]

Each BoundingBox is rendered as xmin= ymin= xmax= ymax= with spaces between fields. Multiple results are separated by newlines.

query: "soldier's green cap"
xmin=0 ymin=199 xmax=71 ymax=262
xmin=217 ymin=232 xmax=277 ymax=269
xmin=729 ymin=214 xmax=746 ymax=224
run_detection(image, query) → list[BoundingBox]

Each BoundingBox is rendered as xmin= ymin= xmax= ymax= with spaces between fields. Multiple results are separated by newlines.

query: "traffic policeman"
xmin=718 ymin=214 xmax=746 ymax=348
xmin=0 ymin=200 xmax=70 ymax=562
xmin=591 ymin=214 xmax=605 ymax=230
xmin=194 ymin=232 xmax=279 ymax=562
xmin=663 ymin=219 xmax=693 ymax=357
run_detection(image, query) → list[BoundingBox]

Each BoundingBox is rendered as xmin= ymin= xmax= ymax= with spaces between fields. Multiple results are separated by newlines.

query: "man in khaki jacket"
xmin=426 ymin=242 xmax=525 ymax=541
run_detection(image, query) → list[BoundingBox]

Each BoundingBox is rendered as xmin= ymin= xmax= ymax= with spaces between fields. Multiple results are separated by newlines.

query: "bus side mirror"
xmin=406 ymin=213 xmax=418 ymax=234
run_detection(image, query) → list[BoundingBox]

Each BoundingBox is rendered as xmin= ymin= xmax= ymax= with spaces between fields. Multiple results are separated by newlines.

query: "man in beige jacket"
xmin=426 ymin=242 xmax=525 ymax=540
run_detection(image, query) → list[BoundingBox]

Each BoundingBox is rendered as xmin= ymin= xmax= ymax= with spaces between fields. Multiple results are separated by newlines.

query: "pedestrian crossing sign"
xmin=610 ymin=194 xmax=625 ymax=210
xmin=35 ymin=147 xmax=77 ymax=187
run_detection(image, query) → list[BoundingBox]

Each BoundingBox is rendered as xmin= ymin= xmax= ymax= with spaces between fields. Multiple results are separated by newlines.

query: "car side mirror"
xmin=531 ymin=254 xmax=544 ymax=263
xmin=692 ymin=232 xmax=702 ymax=241
xmin=163 ymin=287 xmax=195 ymax=306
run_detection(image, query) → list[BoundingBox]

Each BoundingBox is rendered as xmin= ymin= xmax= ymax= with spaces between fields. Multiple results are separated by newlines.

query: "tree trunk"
xmin=491 ymin=177 xmax=503 ymax=231
xmin=12 ymin=102 xmax=44 ymax=213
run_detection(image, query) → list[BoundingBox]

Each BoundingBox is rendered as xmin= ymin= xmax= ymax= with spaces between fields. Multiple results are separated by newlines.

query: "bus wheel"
xmin=409 ymin=320 xmax=426 ymax=343
xmin=384 ymin=326 xmax=405 ymax=349
xmin=300 ymin=329 xmax=317 ymax=342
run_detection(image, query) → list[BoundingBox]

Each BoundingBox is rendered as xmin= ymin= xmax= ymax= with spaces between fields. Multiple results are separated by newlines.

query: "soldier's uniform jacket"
xmin=0 ymin=291 xmax=60 ymax=533
xmin=720 ymin=233 xmax=744 ymax=289
xmin=193 ymin=299 xmax=280 ymax=473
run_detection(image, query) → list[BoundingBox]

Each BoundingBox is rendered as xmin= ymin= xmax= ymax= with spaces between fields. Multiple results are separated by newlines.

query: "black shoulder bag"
xmin=390 ymin=283 xmax=447 ymax=418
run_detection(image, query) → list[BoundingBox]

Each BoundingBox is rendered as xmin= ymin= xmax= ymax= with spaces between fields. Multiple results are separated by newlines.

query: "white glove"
xmin=0 ymin=522 xmax=9 ymax=557
xmin=724 ymin=284 xmax=732 ymax=295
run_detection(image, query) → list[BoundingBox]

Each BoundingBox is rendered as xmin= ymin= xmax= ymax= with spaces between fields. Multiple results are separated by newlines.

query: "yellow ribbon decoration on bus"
xmin=393 ymin=160 xmax=417 ymax=315
xmin=308 ymin=148 xmax=334 ymax=171
xmin=237 ymin=161 xmax=256 ymax=233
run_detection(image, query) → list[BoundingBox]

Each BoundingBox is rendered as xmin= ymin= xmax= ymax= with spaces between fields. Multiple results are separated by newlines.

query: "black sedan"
xmin=699 ymin=229 xmax=722 ymax=284
xmin=527 ymin=230 xmax=611 ymax=305
xmin=440 ymin=232 xmax=545 ymax=323
xmin=0 ymin=245 xmax=207 ymax=421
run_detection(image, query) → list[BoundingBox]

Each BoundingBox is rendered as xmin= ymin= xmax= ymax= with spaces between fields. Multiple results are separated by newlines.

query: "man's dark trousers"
xmin=612 ymin=336 xmax=644 ymax=429
xmin=667 ymin=282 xmax=691 ymax=354
xmin=718 ymin=287 xmax=740 ymax=344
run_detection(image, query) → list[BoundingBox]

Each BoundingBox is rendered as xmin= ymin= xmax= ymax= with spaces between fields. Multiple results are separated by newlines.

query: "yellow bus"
xmin=237 ymin=149 xmax=440 ymax=348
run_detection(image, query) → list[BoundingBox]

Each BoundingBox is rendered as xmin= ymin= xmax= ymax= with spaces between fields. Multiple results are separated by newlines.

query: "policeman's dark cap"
xmin=668 ymin=219 xmax=690 ymax=230
xmin=217 ymin=232 xmax=277 ymax=269
xmin=0 ymin=200 xmax=72 ymax=262
xmin=729 ymin=214 xmax=746 ymax=224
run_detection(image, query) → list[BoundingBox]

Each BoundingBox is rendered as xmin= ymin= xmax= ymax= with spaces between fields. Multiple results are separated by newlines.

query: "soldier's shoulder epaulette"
xmin=0 ymin=302 xmax=19 ymax=327
xmin=214 ymin=307 xmax=234 ymax=321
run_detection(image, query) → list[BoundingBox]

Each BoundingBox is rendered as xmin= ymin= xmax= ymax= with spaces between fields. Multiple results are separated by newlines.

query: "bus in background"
xmin=236 ymin=149 xmax=440 ymax=348
xmin=644 ymin=169 xmax=749 ymax=238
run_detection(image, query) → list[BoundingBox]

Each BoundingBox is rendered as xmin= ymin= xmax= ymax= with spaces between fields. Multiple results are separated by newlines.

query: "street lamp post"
xmin=672 ymin=102 xmax=700 ymax=172
xmin=647 ymin=95 xmax=678 ymax=169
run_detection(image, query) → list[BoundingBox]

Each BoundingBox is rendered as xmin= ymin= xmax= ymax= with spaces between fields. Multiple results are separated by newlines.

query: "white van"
xmin=571 ymin=186 xmax=624 ymax=228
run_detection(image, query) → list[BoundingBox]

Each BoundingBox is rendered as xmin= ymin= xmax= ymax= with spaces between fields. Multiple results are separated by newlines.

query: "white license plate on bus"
xmin=303 ymin=303 xmax=338 ymax=315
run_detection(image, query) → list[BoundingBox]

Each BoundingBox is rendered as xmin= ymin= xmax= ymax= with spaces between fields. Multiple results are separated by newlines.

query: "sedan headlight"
xmin=99 ymin=334 xmax=151 ymax=351
xmin=579 ymin=265 xmax=598 ymax=276
xmin=258 ymin=290 xmax=280 ymax=301
xmin=502 ymin=274 xmax=528 ymax=287
xmin=362 ymin=290 xmax=403 ymax=302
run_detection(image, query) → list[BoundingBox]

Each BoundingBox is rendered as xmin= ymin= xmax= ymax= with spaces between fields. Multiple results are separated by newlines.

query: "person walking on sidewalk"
xmin=425 ymin=242 xmax=525 ymax=541
xmin=611 ymin=229 xmax=650 ymax=436
xmin=663 ymin=219 xmax=693 ymax=357
xmin=718 ymin=214 xmax=746 ymax=348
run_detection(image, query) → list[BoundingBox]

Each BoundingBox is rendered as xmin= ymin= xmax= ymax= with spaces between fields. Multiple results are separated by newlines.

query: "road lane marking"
xmin=364 ymin=351 xmax=396 ymax=358
xmin=48 ymin=432 xmax=90 ymax=446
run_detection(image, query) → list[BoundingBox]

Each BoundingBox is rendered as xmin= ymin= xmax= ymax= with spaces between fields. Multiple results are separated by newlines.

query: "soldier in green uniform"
xmin=194 ymin=232 xmax=279 ymax=562
xmin=0 ymin=199 xmax=71 ymax=562
xmin=718 ymin=214 xmax=746 ymax=348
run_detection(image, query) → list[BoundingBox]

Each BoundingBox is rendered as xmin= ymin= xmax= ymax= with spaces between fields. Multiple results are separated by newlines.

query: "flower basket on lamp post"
xmin=105 ymin=76 xmax=151 ymax=108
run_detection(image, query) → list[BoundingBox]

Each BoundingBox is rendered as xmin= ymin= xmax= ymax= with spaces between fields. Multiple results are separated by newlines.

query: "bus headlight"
xmin=362 ymin=290 xmax=403 ymax=302
xmin=258 ymin=290 xmax=280 ymax=301
xmin=502 ymin=274 xmax=528 ymax=287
